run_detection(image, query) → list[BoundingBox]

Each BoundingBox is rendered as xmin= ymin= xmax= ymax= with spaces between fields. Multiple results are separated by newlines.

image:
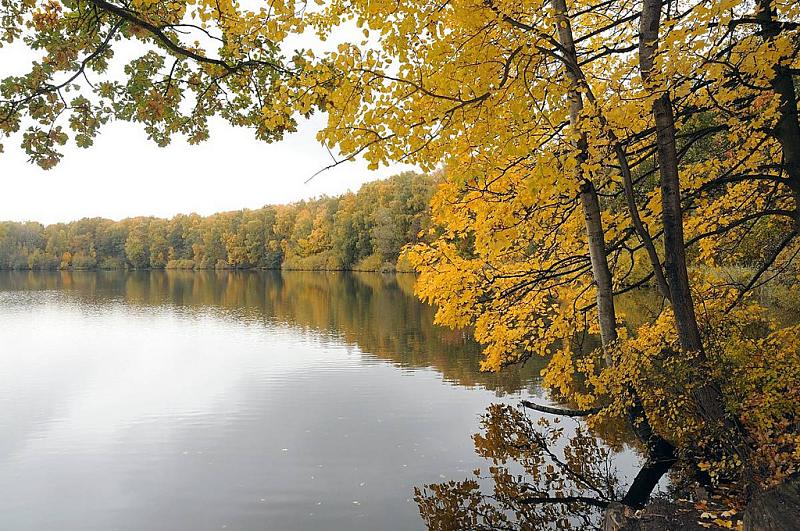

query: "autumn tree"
xmin=306 ymin=0 xmax=800 ymax=520
xmin=124 ymin=218 xmax=149 ymax=268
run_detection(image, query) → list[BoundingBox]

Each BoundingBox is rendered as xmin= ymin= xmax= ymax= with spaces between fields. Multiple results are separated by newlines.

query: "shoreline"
xmin=0 ymin=267 xmax=417 ymax=274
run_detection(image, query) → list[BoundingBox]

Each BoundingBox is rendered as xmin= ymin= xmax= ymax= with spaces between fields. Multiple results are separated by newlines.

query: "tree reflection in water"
xmin=415 ymin=404 xmax=675 ymax=530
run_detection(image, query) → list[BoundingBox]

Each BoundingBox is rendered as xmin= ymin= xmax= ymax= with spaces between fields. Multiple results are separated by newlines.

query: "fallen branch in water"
xmin=521 ymin=400 xmax=601 ymax=417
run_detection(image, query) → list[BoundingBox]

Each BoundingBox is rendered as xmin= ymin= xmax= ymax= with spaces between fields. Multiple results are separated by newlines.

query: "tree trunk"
xmin=551 ymin=2 xmax=679 ymax=511
xmin=580 ymin=180 xmax=618 ymax=345
xmin=552 ymin=0 xmax=617 ymax=347
xmin=639 ymin=0 xmax=745 ymax=439
xmin=743 ymin=475 xmax=800 ymax=530
xmin=640 ymin=0 xmax=702 ymax=352
xmin=770 ymin=70 xmax=800 ymax=223
xmin=757 ymin=0 xmax=800 ymax=227
xmin=651 ymin=94 xmax=704 ymax=351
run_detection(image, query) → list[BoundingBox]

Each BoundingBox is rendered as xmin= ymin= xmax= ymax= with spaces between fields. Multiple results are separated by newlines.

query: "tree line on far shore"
xmin=0 ymin=172 xmax=437 ymax=272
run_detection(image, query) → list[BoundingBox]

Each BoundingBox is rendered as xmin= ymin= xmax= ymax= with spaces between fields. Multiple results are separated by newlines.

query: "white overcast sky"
xmin=2 ymin=115 xmax=411 ymax=225
xmin=0 ymin=15 xmax=413 ymax=226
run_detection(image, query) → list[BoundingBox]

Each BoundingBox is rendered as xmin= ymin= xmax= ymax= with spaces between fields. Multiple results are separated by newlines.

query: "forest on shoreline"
xmin=0 ymin=172 xmax=437 ymax=273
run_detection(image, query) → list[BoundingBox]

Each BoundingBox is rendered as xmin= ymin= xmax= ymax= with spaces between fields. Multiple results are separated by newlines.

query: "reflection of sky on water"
xmin=0 ymin=272 xmax=649 ymax=530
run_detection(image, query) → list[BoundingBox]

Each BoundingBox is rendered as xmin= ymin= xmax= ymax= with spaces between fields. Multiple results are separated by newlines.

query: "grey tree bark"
xmin=550 ymin=3 xmax=677 ymax=518
xmin=639 ymin=0 xmax=751 ymax=470
xmin=552 ymin=0 xmax=617 ymax=347
xmin=756 ymin=0 xmax=800 ymax=228
xmin=639 ymin=0 xmax=703 ymax=353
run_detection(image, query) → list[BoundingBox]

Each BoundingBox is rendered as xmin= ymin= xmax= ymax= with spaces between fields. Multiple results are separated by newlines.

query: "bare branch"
xmin=521 ymin=400 xmax=601 ymax=417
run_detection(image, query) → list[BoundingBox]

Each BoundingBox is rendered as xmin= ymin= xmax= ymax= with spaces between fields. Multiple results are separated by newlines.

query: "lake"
xmin=0 ymin=271 xmax=643 ymax=530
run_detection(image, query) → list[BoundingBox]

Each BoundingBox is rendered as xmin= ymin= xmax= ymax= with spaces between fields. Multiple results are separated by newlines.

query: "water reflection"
xmin=0 ymin=270 xmax=539 ymax=394
xmin=0 ymin=270 xmax=549 ymax=531
xmin=415 ymin=404 xmax=673 ymax=530
xmin=0 ymin=271 xmax=651 ymax=531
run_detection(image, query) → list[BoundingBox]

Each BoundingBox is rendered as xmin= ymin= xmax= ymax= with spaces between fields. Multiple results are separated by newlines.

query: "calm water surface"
xmin=0 ymin=270 xmax=551 ymax=530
